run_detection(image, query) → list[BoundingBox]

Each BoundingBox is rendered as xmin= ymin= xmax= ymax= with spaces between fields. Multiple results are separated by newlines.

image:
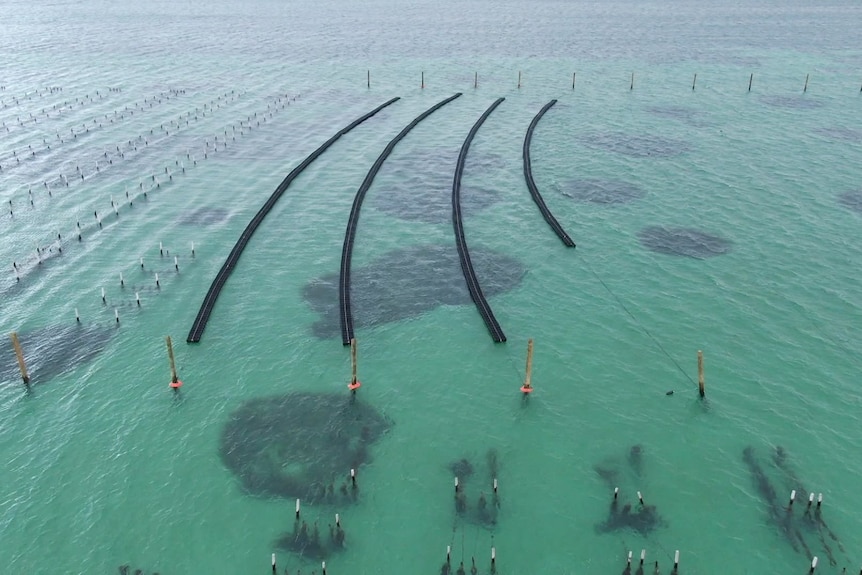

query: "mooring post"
xmin=692 ymin=73 xmax=697 ymax=91
xmin=271 ymin=553 xmax=276 ymax=573
xmin=804 ymin=73 xmax=809 ymax=93
xmin=474 ymin=71 xmax=478 ymax=89
xmin=166 ymin=336 xmax=182 ymax=389
xmin=517 ymin=71 xmax=521 ymax=89
xmin=367 ymin=70 xmax=370 ymax=89
xmin=348 ymin=337 xmax=361 ymax=392
xmin=572 ymin=72 xmax=576 ymax=90
xmin=748 ymin=73 xmax=753 ymax=92
xmin=10 ymin=332 xmax=30 ymax=384
xmin=520 ymin=339 xmax=534 ymax=394
xmin=421 ymin=71 xmax=425 ymax=89
xmin=697 ymin=350 xmax=705 ymax=397
xmin=630 ymin=72 xmax=634 ymax=90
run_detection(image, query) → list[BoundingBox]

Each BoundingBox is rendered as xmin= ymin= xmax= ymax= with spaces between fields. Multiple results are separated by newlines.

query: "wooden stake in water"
xmin=521 ymin=339 xmax=534 ymax=394
xmin=692 ymin=73 xmax=697 ymax=91
xmin=698 ymin=350 xmax=705 ymax=398
xmin=349 ymin=338 xmax=359 ymax=389
xmin=748 ymin=73 xmax=753 ymax=92
xmin=421 ymin=71 xmax=425 ymax=89
xmin=166 ymin=336 xmax=179 ymax=384
xmin=804 ymin=73 xmax=809 ymax=93
xmin=572 ymin=72 xmax=576 ymax=90
xmin=630 ymin=72 xmax=634 ymax=90
xmin=517 ymin=71 xmax=521 ymax=89
xmin=10 ymin=332 xmax=30 ymax=384
xmin=367 ymin=70 xmax=370 ymax=89
xmin=474 ymin=72 xmax=478 ymax=89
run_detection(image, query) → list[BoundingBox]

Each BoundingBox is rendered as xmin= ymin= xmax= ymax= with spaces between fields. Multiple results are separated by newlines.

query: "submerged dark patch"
xmin=371 ymin=147 xmax=505 ymax=223
xmin=645 ymin=105 xmax=708 ymax=127
xmin=837 ymin=190 xmax=862 ymax=214
xmin=638 ymin=226 xmax=732 ymax=258
xmin=177 ymin=207 xmax=229 ymax=226
xmin=761 ymin=95 xmax=825 ymax=110
xmin=814 ymin=126 xmax=862 ymax=143
xmin=219 ymin=392 xmax=391 ymax=500
xmin=304 ymin=244 xmax=525 ymax=339
xmin=561 ymin=178 xmax=645 ymax=205
xmin=0 ymin=324 xmax=115 ymax=385
xmin=580 ymin=132 xmax=691 ymax=158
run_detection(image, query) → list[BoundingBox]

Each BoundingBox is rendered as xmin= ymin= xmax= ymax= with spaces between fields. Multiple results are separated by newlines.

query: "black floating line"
xmin=523 ymin=99 xmax=576 ymax=247
xmin=186 ymin=97 xmax=400 ymax=343
xmin=452 ymin=97 xmax=507 ymax=343
xmin=339 ymin=93 xmax=463 ymax=345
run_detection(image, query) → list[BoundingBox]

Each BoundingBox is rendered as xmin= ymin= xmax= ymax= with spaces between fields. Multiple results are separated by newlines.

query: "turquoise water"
xmin=2 ymin=0 xmax=862 ymax=573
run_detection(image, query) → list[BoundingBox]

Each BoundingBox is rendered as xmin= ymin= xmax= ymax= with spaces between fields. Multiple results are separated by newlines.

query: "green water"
xmin=2 ymin=1 xmax=862 ymax=573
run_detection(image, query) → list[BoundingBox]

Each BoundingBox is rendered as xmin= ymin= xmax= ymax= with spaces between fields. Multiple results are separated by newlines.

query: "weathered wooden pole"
xmin=348 ymin=338 xmax=361 ymax=391
xmin=803 ymin=73 xmax=809 ymax=93
xmin=697 ymin=350 xmax=705 ymax=398
xmin=521 ymin=338 xmax=534 ymax=394
xmin=517 ymin=71 xmax=521 ymax=89
xmin=572 ymin=72 xmax=576 ymax=90
xmin=421 ymin=71 xmax=425 ymax=89
xmin=748 ymin=73 xmax=753 ymax=92
xmin=367 ymin=70 xmax=370 ymax=89
xmin=166 ymin=335 xmax=181 ymax=388
xmin=10 ymin=332 xmax=30 ymax=384
xmin=630 ymin=72 xmax=634 ymax=90
xmin=474 ymin=72 xmax=478 ymax=89
xmin=692 ymin=73 xmax=697 ymax=91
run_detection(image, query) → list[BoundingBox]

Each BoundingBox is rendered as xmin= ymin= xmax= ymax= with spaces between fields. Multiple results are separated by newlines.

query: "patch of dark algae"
xmin=219 ymin=392 xmax=391 ymax=502
xmin=638 ymin=226 xmax=732 ymax=259
xmin=304 ymin=244 xmax=525 ymax=339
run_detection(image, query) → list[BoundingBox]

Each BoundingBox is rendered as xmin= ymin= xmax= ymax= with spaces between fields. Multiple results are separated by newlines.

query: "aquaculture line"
xmin=186 ymin=97 xmax=400 ymax=343
xmin=338 ymin=93 xmax=463 ymax=345
xmin=523 ymin=99 xmax=576 ymax=247
xmin=452 ymin=97 xmax=507 ymax=343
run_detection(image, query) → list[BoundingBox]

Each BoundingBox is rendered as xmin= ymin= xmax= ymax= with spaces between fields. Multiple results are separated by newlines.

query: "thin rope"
xmin=581 ymin=255 xmax=698 ymax=390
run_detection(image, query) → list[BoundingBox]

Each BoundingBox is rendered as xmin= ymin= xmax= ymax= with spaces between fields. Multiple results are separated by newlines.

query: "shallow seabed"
xmin=1 ymin=0 xmax=861 ymax=573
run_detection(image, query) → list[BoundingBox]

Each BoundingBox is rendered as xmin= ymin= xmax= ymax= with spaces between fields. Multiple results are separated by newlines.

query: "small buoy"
xmin=169 ymin=380 xmax=183 ymax=389
xmin=520 ymin=384 xmax=533 ymax=394
xmin=348 ymin=380 xmax=361 ymax=391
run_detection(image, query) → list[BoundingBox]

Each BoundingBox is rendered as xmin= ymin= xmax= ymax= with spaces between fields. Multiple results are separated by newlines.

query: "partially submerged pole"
xmin=692 ymin=73 xmax=697 ymax=90
xmin=348 ymin=337 xmax=361 ymax=392
xmin=748 ymin=73 xmax=754 ymax=92
xmin=572 ymin=72 xmax=576 ymax=90
xmin=166 ymin=336 xmax=182 ymax=389
xmin=517 ymin=71 xmax=521 ymax=89
xmin=421 ymin=71 xmax=425 ymax=89
xmin=474 ymin=72 xmax=478 ymax=89
xmin=10 ymin=332 xmax=30 ymax=384
xmin=803 ymin=73 xmax=809 ymax=93
xmin=697 ymin=350 xmax=705 ymax=398
xmin=520 ymin=338 xmax=534 ymax=394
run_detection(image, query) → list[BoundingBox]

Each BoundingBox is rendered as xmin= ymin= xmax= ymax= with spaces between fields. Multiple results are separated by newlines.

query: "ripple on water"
xmin=637 ymin=226 xmax=732 ymax=258
xmin=580 ymin=132 xmax=691 ymax=158
xmin=760 ymin=95 xmax=825 ymax=110
xmin=561 ymin=178 xmax=646 ymax=205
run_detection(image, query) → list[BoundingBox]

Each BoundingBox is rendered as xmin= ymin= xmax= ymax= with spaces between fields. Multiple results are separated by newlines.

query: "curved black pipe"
xmin=523 ymin=100 xmax=576 ymax=247
xmin=186 ymin=97 xmax=400 ymax=343
xmin=452 ymin=97 xmax=507 ymax=343
xmin=339 ymin=93 xmax=462 ymax=345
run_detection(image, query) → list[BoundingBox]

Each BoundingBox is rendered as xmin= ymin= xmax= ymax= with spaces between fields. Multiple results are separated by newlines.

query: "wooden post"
xmin=421 ymin=71 xmax=425 ymax=89
xmin=367 ymin=70 xmax=370 ymax=89
xmin=474 ymin=72 xmax=478 ymax=89
xmin=630 ymin=72 xmax=634 ymax=90
xmin=517 ymin=71 xmax=521 ymax=89
xmin=166 ymin=335 xmax=178 ymax=384
xmin=572 ymin=72 xmax=576 ymax=90
xmin=748 ymin=73 xmax=753 ymax=92
xmin=10 ymin=332 xmax=30 ymax=384
xmin=697 ymin=350 xmax=705 ymax=398
xmin=803 ymin=73 xmax=809 ymax=93
xmin=351 ymin=338 xmax=358 ymax=386
xmin=692 ymin=73 xmax=697 ymax=91
xmin=524 ymin=339 xmax=534 ymax=389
